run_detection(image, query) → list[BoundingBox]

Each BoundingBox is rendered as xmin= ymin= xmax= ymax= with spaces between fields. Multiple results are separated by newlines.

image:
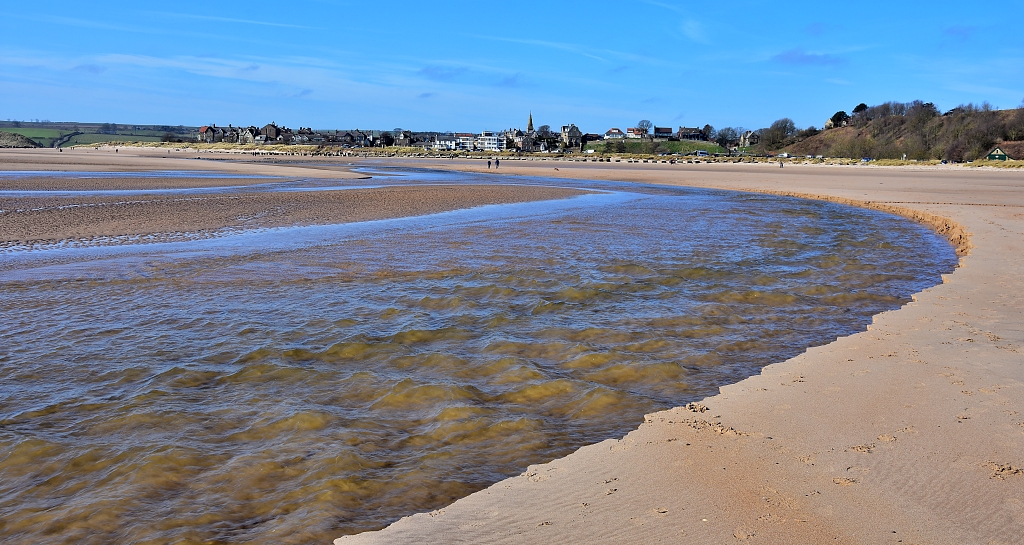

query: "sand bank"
xmin=335 ymin=158 xmax=1024 ymax=544
xmin=0 ymin=147 xmax=366 ymax=179
xmin=0 ymin=182 xmax=584 ymax=248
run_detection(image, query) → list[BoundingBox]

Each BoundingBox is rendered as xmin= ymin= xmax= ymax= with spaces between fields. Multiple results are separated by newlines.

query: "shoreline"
xmin=2 ymin=149 xmax=1020 ymax=543
xmin=334 ymin=157 xmax=1023 ymax=544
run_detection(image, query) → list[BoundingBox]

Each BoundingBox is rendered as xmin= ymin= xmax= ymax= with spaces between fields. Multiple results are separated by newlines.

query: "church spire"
xmin=527 ymin=111 xmax=534 ymax=132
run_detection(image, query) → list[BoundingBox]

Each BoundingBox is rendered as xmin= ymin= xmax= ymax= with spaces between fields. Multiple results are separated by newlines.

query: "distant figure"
xmin=488 ymin=160 xmax=492 ymax=169
xmin=115 ymin=149 xmax=118 ymax=153
xmin=554 ymin=167 xmax=559 ymax=171
xmin=779 ymin=161 xmax=783 ymax=168
xmin=495 ymin=159 xmax=499 ymax=169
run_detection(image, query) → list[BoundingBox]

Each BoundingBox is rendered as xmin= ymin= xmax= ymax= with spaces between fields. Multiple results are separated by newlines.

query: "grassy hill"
xmin=775 ymin=102 xmax=1024 ymax=161
xmin=0 ymin=131 xmax=42 ymax=148
xmin=0 ymin=128 xmax=69 ymax=148
xmin=585 ymin=139 xmax=725 ymax=155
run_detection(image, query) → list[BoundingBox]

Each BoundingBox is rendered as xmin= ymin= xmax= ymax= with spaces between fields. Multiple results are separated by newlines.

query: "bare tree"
xmin=636 ymin=120 xmax=652 ymax=135
xmin=715 ymin=127 xmax=739 ymax=148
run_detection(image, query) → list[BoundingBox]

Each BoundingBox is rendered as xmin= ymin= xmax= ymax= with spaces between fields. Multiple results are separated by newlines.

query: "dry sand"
xmin=330 ymin=158 xmax=1024 ymax=544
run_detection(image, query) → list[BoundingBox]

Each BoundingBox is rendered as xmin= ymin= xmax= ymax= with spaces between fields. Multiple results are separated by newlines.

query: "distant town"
xmin=189 ymin=114 xmax=759 ymax=154
xmin=3 ymin=100 xmax=1023 ymax=162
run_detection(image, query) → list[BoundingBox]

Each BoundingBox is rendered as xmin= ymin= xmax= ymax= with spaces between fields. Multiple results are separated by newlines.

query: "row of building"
xmin=195 ymin=116 xmax=758 ymax=151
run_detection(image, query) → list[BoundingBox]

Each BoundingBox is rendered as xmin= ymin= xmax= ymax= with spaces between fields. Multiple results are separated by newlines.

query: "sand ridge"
xmin=332 ymin=158 xmax=1024 ymax=544
xmin=0 ymin=183 xmax=586 ymax=249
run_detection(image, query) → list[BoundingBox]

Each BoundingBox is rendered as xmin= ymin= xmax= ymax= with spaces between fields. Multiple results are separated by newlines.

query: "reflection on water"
xmin=0 ymin=174 xmax=957 ymax=544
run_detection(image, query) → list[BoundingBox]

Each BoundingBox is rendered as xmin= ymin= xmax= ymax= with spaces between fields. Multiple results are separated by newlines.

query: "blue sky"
xmin=2 ymin=1 xmax=1021 ymax=133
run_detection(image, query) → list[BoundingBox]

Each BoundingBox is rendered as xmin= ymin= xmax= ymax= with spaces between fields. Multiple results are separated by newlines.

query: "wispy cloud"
xmin=294 ymin=88 xmax=313 ymax=97
xmin=147 ymin=12 xmax=322 ymax=30
xmin=418 ymin=66 xmax=467 ymax=81
xmin=943 ymin=25 xmax=977 ymax=40
xmin=473 ymin=36 xmax=607 ymax=62
xmin=681 ymin=20 xmax=709 ymax=44
xmin=772 ymin=48 xmax=845 ymax=66
xmin=826 ymin=78 xmax=851 ymax=85
xmin=637 ymin=0 xmax=686 ymax=15
xmin=72 ymin=64 xmax=107 ymax=74
xmin=805 ymin=22 xmax=826 ymax=36
xmin=496 ymin=73 xmax=524 ymax=88
xmin=417 ymin=92 xmax=437 ymax=99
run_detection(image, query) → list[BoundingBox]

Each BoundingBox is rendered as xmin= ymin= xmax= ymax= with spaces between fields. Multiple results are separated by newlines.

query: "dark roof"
xmin=997 ymin=141 xmax=1024 ymax=160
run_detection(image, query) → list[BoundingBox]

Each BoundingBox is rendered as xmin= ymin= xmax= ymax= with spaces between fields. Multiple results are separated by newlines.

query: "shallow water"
xmin=0 ymin=171 xmax=957 ymax=544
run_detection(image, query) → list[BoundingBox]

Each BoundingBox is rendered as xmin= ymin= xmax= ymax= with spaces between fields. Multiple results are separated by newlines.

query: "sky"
xmin=1 ymin=1 xmax=1022 ymax=133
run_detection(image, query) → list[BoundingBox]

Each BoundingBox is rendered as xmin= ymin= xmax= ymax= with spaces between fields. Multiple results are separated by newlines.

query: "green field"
xmin=63 ymin=134 xmax=163 ymax=146
xmin=0 ymin=128 xmax=72 ymax=147
xmin=585 ymin=139 xmax=726 ymax=155
xmin=0 ymin=128 xmax=66 ymax=138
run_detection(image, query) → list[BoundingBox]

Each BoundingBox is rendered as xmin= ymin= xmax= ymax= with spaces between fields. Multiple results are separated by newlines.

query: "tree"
xmin=715 ymin=127 xmax=739 ymax=148
xmin=636 ymin=119 xmax=652 ymax=135
xmin=853 ymin=103 xmax=868 ymax=114
xmin=830 ymin=111 xmax=850 ymax=128
xmin=761 ymin=118 xmax=797 ymax=150
xmin=538 ymin=124 xmax=551 ymax=137
xmin=702 ymin=124 xmax=716 ymax=141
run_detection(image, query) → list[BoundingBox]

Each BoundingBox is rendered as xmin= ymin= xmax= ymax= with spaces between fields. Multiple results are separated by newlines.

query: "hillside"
xmin=0 ymin=131 xmax=42 ymax=148
xmin=775 ymin=102 xmax=1024 ymax=161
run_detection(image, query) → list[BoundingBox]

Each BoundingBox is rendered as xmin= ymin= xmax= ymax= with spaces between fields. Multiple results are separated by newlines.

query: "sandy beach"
xmin=328 ymin=157 xmax=1024 ymax=544
xmin=2 ymin=149 xmax=1021 ymax=543
xmin=0 ymin=149 xmax=587 ymax=248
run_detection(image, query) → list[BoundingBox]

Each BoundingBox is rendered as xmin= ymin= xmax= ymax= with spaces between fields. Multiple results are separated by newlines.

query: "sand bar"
xmin=0 ymin=147 xmax=366 ymax=179
xmin=332 ymin=158 xmax=1024 ymax=544
xmin=0 ymin=182 xmax=585 ymax=248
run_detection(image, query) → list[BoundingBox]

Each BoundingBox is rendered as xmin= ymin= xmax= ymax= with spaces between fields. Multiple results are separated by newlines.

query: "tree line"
xmin=751 ymin=100 xmax=1024 ymax=160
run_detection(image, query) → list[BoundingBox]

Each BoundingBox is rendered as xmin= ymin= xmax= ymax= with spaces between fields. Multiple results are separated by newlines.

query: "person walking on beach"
xmin=488 ymin=160 xmax=492 ymax=169
xmin=495 ymin=159 xmax=499 ymax=169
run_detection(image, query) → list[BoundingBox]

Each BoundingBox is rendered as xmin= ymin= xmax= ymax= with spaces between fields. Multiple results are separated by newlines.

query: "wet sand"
xmin=0 ymin=184 xmax=585 ymax=248
xmin=0 ymin=147 xmax=366 ymax=179
xmin=333 ymin=158 xmax=1024 ymax=544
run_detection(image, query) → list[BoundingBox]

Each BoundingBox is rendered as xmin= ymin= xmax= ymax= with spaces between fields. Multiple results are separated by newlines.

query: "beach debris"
xmin=685 ymin=402 xmax=708 ymax=413
xmin=832 ymin=477 xmax=858 ymax=486
xmin=985 ymin=462 xmax=1023 ymax=479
